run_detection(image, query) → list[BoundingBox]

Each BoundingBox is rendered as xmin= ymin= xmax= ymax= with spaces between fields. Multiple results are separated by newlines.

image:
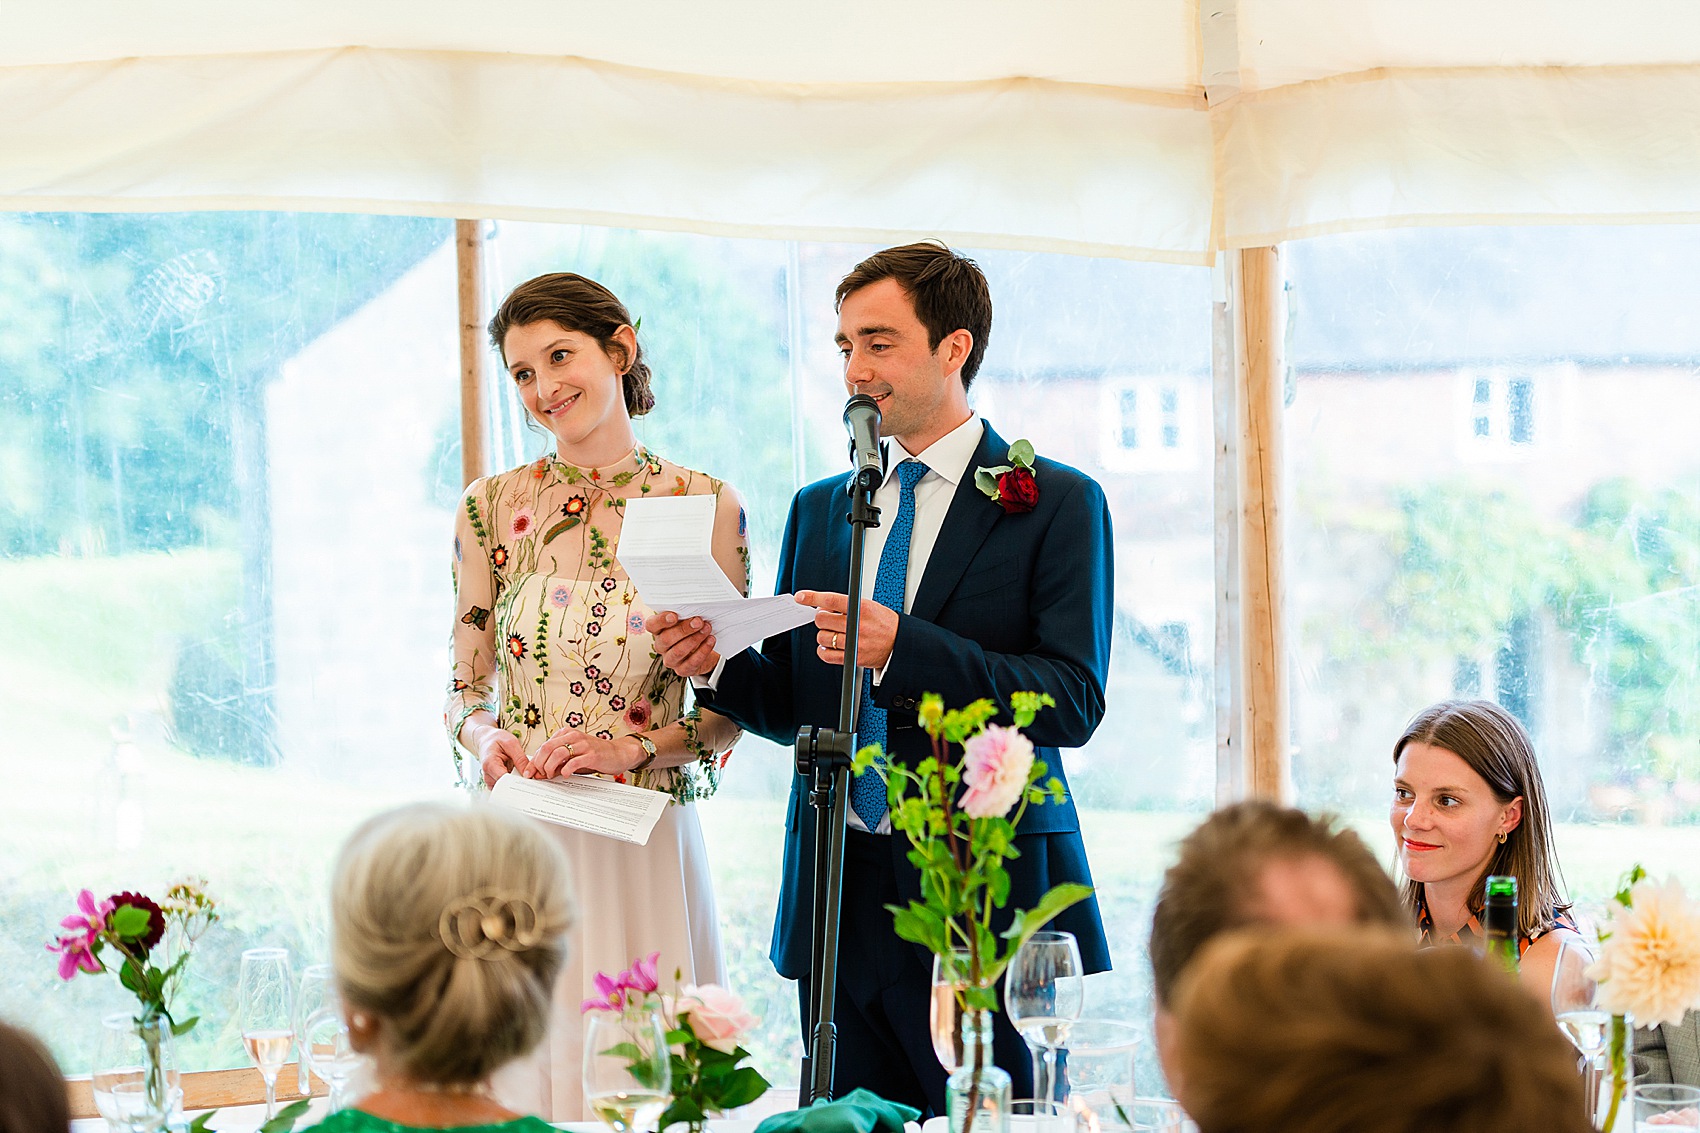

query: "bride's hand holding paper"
xmin=530 ymin=728 xmax=654 ymax=779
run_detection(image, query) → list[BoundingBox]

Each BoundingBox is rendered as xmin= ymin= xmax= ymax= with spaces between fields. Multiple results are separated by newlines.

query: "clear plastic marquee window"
xmin=0 ymin=214 xmax=1212 ymax=1091
xmin=1286 ymin=225 xmax=1700 ymax=915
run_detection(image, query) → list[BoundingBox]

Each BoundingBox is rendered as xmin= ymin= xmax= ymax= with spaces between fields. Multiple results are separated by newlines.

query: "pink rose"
xmin=679 ymin=983 xmax=758 ymax=1054
xmin=959 ymin=724 xmax=1034 ymax=819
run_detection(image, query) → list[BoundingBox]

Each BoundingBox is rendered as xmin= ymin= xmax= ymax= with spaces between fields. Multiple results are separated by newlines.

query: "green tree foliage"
xmin=1337 ymin=478 xmax=1699 ymax=779
xmin=0 ymin=212 xmax=449 ymax=556
xmin=492 ymin=228 xmax=797 ymax=550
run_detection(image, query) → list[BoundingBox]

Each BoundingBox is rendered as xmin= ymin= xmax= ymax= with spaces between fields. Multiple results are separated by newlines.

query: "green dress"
xmin=301 ymin=1111 xmax=558 ymax=1133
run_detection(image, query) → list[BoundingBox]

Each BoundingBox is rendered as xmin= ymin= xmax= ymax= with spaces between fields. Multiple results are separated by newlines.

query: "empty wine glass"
xmin=584 ymin=1011 xmax=671 ymax=1133
xmin=239 ymin=948 xmax=295 ymax=1119
xmin=1054 ymin=1020 xmax=1141 ymax=1127
xmin=1551 ymin=937 xmax=1607 ymax=1115
xmin=92 ymin=1013 xmax=180 ymax=1133
xmin=299 ymin=966 xmax=364 ymax=1112
xmin=1007 ymin=931 xmax=1085 ymax=1116
xmin=297 ymin=963 xmax=333 ymax=1101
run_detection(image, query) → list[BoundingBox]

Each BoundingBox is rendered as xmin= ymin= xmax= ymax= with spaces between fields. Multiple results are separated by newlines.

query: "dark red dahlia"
xmin=107 ymin=891 xmax=165 ymax=954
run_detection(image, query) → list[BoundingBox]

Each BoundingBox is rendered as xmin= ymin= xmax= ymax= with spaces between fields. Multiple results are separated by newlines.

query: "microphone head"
xmin=843 ymin=392 xmax=881 ymax=426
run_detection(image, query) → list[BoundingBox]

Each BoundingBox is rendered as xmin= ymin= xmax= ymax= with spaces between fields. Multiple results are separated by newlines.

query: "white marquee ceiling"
xmin=8 ymin=0 xmax=1700 ymax=261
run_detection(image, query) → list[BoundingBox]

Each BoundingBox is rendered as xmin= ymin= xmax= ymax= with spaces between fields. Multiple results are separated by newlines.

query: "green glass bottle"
xmin=1483 ymin=874 xmax=1519 ymax=973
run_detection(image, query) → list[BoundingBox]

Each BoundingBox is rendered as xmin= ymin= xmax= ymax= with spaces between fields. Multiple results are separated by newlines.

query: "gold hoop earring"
xmin=1497 ymin=831 xmax=1508 ymax=844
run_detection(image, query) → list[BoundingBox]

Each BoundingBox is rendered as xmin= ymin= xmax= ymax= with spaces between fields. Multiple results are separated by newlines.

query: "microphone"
xmin=843 ymin=394 xmax=883 ymax=481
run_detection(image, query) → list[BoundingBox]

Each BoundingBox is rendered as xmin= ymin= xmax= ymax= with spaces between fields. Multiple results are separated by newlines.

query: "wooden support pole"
xmin=1234 ymin=245 xmax=1292 ymax=802
xmin=1212 ymin=260 xmax=1244 ymax=804
xmin=456 ymin=219 xmax=488 ymax=487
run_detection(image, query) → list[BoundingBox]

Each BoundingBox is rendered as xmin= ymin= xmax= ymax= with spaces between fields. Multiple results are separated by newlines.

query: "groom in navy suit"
xmin=647 ymin=243 xmax=1112 ymax=1114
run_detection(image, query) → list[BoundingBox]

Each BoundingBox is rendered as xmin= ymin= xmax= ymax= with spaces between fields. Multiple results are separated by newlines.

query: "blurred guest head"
xmin=332 ymin=803 xmax=575 ymax=1091
xmin=1149 ymin=801 xmax=1402 ymax=1009
xmin=0 ymin=1020 xmax=69 ymax=1133
xmin=1171 ymin=928 xmax=1593 ymax=1133
xmin=1392 ymin=699 xmax=1568 ymax=941
xmin=1147 ymin=802 xmax=1404 ymax=1092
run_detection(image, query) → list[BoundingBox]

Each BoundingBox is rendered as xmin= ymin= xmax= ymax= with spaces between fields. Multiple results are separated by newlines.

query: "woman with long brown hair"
xmin=446 ymin=272 xmax=745 ymax=1118
xmin=1390 ymin=699 xmax=1582 ymax=994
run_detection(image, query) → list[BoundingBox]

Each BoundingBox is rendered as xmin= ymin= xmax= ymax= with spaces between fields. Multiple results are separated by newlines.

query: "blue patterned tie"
xmin=851 ymin=459 xmax=930 ymax=831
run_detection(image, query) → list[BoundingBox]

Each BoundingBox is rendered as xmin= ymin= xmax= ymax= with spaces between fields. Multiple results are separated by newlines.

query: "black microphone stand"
xmin=795 ymin=460 xmax=882 ymax=1104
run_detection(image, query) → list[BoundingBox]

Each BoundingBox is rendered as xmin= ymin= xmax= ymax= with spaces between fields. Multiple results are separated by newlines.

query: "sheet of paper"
xmin=619 ymin=496 xmax=816 ymax=657
xmin=488 ymin=773 xmax=670 ymax=845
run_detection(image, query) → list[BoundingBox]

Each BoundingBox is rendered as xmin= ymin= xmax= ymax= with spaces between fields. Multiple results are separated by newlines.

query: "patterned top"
xmin=1414 ymin=888 xmax=1578 ymax=957
xmin=301 ymin=1110 xmax=557 ymax=1133
xmin=446 ymin=446 xmax=748 ymax=804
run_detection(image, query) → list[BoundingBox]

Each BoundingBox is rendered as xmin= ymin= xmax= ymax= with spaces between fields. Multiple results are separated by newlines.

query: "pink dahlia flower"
xmin=959 ymin=724 xmax=1034 ymax=819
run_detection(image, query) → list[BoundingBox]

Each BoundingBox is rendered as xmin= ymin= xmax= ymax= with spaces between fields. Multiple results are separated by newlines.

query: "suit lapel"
xmin=909 ymin=422 xmax=1005 ymax=623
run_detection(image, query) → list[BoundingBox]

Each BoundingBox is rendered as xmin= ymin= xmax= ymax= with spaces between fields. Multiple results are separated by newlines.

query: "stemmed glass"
xmin=931 ymin=949 xmax=972 ymax=1071
xmin=1006 ymin=931 xmax=1085 ymax=1119
xmin=1551 ymin=938 xmax=1607 ymax=1118
xmin=297 ymin=964 xmax=333 ymax=1102
xmin=239 ymin=948 xmax=296 ymax=1120
xmin=92 ymin=1013 xmax=179 ymax=1133
xmin=584 ymin=1011 xmax=671 ymax=1133
xmin=299 ymin=965 xmax=364 ymax=1111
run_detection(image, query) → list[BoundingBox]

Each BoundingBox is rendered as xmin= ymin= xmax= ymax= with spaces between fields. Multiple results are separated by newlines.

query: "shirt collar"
xmin=884 ymin=414 xmax=982 ymax=489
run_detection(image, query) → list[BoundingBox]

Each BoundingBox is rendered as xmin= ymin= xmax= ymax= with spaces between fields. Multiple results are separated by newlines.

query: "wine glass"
xmin=299 ymin=965 xmax=364 ymax=1112
xmin=1053 ymin=1020 xmax=1141 ymax=1126
xmin=297 ymin=963 xmax=333 ymax=1101
xmin=1007 ymin=931 xmax=1085 ymax=1118
xmin=92 ymin=1013 xmax=180 ymax=1133
xmin=931 ymin=949 xmax=972 ymax=1071
xmin=239 ymin=948 xmax=296 ymax=1119
xmin=1551 ymin=938 xmax=1607 ymax=1114
xmin=584 ymin=1011 xmax=671 ymax=1133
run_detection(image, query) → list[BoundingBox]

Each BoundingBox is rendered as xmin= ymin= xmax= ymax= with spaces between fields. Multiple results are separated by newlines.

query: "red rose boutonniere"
xmin=974 ymin=439 xmax=1039 ymax=515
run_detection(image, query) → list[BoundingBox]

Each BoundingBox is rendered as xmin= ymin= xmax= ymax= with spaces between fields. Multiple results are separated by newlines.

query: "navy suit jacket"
xmin=699 ymin=420 xmax=1113 ymax=979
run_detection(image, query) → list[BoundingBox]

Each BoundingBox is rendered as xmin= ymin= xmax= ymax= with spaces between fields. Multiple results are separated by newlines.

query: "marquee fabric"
xmin=7 ymin=0 xmax=1700 ymax=261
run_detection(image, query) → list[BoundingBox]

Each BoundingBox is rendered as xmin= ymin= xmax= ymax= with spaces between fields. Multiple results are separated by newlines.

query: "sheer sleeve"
xmin=446 ymin=480 xmax=501 ymax=746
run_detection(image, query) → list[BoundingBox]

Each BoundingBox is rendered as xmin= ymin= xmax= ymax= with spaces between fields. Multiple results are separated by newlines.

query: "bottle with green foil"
xmin=1482 ymin=874 xmax=1520 ymax=972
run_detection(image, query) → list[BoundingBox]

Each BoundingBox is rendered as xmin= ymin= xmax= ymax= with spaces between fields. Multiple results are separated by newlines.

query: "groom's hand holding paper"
xmin=621 ymin=495 xmax=815 ymax=664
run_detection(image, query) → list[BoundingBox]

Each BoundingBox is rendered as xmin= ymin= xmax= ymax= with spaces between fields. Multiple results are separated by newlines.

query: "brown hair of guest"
xmin=834 ymin=242 xmax=993 ymax=389
xmin=0 ymin=1020 xmax=70 ymax=1133
xmin=1171 ymin=928 xmax=1593 ymax=1133
xmin=488 ymin=272 xmax=655 ymax=416
xmin=1394 ymin=698 xmax=1570 ymax=939
xmin=1148 ymin=801 xmax=1405 ymax=1008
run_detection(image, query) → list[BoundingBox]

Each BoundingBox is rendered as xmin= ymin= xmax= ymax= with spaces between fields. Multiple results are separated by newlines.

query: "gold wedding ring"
xmin=832 ymin=633 xmax=840 ymax=650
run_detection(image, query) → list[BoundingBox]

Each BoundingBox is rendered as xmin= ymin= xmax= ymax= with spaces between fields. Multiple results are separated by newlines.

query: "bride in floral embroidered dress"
xmin=446 ymin=272 xmax=746 ymax=1120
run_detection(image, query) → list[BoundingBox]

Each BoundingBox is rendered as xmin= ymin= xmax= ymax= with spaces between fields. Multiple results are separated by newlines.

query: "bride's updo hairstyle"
xmin=331 ymin=803 xmax=575 ymax=1087
xmin=488 ymin=272 xmax=656 ymax=417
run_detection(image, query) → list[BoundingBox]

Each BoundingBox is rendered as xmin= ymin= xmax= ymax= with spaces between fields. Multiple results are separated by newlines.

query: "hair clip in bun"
xmin=437 ymin=888 xmax=545 ymax=960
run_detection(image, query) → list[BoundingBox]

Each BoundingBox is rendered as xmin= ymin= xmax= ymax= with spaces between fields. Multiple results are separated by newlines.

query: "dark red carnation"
xmin=996 ymin=468 xmax=1038 ymax=514
xmin=108 ymin=891 xmax=165 ymax=954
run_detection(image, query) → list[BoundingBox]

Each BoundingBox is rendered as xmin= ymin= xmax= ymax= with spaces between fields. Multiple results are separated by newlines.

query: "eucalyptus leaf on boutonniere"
xmin=974 ymin=439 xmax=1038 ymax=514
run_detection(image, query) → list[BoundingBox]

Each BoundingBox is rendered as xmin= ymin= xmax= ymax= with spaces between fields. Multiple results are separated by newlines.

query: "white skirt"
xmin=494 ymin=802 xmax=726 ymax=1120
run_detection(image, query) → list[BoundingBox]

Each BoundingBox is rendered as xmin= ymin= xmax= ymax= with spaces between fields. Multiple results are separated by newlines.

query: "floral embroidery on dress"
xmin=446 ymin=445 xmax=743 ymax=804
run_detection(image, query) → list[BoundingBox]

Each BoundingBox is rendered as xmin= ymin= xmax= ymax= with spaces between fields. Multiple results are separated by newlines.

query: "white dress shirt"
xmin=701 ymin=414 xmax=985 ymax=833
xmin=847 ymin=414 xmax=983 ymax=831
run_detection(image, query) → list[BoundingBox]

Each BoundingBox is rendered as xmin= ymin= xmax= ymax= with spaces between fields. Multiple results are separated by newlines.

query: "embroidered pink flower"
xmin=628 ymin=613 xmax=646 ymax=633
xmin=510 ymin=508 xmax=536 ymax=539
xmin=625 ymin=699 xmax=653 ymax=729
xmin=679 ymin=984 xmax=758 ymax=1054
xmin=959 ymin=724 xmax=1035 ymax=819
xmin=550 ymin=585 xmax=572 ymax=608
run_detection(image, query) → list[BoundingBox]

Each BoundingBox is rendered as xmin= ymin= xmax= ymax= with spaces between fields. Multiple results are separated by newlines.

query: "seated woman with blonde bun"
xmin=300 ymin=803 xmax=574 ymax=1132
xmin=1391 ymin=699 xmax=1583 ymax=996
